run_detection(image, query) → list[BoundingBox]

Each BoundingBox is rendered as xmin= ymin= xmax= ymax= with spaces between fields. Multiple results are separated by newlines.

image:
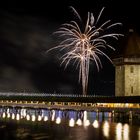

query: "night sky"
xmin=0 ymin=0 xmax=139 ymax=95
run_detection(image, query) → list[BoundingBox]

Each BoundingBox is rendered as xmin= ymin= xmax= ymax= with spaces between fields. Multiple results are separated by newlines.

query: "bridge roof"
xmin=0 ymin=93 xmax=140 ymax=103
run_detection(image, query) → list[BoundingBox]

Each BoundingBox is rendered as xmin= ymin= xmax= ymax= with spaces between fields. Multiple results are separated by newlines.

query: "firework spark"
xmin=47 ymin=6 xmax=123 ymax=95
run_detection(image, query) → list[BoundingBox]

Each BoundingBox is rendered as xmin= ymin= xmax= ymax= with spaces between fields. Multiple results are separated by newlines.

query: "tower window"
xmin=131 ymin=86 xmax=133 ymax=94
xmin=130 ymin=66 xmax=134 ymax=73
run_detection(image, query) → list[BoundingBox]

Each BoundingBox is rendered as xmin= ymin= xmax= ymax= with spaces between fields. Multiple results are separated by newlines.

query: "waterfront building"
xmin=113 ymin=29 xmax=140 ymax=96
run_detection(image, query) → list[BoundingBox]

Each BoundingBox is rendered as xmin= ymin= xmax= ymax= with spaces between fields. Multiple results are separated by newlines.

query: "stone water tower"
xmin=113 ymin=29 xmax=140 ymax=96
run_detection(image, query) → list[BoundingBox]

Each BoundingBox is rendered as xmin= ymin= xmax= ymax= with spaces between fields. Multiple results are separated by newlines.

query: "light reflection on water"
xmin=93 ymin=120 xmax=99 ymax=128
xmin=0 ymin=106 xmax=140 ymax=140
xmin=103 ymin=121 xmax=109 ymax=138
xmin=123 ymin=124 xmax=129 ymax=140
xmin=116 ymin=123 xmax=123 ymax=140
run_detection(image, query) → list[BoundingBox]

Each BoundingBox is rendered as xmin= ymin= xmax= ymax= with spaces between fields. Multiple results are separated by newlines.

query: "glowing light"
xmin=56 ymin=117 xmax=61 ymax=124
xmin=44 ymin=116 xmax=48 ymax=121
xmin=26 ymin=114 xmax=30 ymax=121
xmin=83 ymin=110 xmax=90 ymax=128
xmin=93 ymin=120 xmax=99 ymax=128
xmin=16 ymin=114 xmax=20 ymax=120
xmin=12 ymin=113 xmax=15 ymax=119
xmin=123 ymin=124 xmax=129 ymax=140
xmin=83 ymin=119 xmax=90 ymax=127
xmin=116 ymin=123 xmax=123 ymax=140
xmin=47 ymin=6 xmax=123 ymax=95
xmin=76 ymin=118 xmax=82 ymax=126
xmin=31 ymin=115 xmax=36 ymax=122
xmin=2 ymin=112 xmax=6 ymax=118
xmin=21 ymin=109 xmax=26 ymax=118
xmin=7 ymin=113 xmax=10 ymax=118
xmin=125 ymin=103 xmax=129 ymax=107
xmin=83 ymin=111 xmax=87 ymax=122
xmin=103 ymin=121 xmax=110 ymax=138
xmin=38 ymin=115 xmax=42 ymax=121
xmin=51 ymin=110 xmax=55 ymax=121
xmin=6 ymin=108 xmax=10 ymax=113
xmin=69 ymin=118 xmax=75 ymax=127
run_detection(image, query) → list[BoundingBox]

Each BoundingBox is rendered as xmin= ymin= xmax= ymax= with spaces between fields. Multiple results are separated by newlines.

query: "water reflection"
xmin=123 ymin=124 xmax=129 ymax=140
xmin=83 ymin=111 xmax=90 ymax=128
xmin=12 ymin=113 xmax=15 ymax=119
xmin=16 ymin=113 xmax=20 ymax=120
xmin=0 ymin=106 xmax=139 ymax=140
xmin=116 ymin=123 xmax=123 ymax=140
xmin=103 ymin=121 xmax=109 ymax=138
xmin=56 ymin=117 xmax=61 ymax=124
xmin=76 ymin=118 xmax=82 ymax=126
xmin=115 ymin=123 xmax=130 ymax=140
xmin=38 ymin=115 xmax=42 ymax=121
xmin=44 ymin=116 xmax=48 ymax=121
xmin=26 ymin=114 xmax=30 ymax=121
xmin=93 ymin=120 xmax=99 ymax=128
xmin=31 ymin=114 xmax=36 ymax=122
xmin=69 ymin=118 xmax=75 ymax=127
xmin=51 ymin=110 xmax=55 ymax=121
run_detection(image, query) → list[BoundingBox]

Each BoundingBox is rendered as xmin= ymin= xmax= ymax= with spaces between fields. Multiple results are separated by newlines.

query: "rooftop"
xmin=115 ymin=29 xmax=140 ymax=58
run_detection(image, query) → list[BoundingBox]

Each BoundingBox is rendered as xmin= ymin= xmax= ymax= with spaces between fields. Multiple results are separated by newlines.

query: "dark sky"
xmin=0 ymin=0 xmax=139 ymax=95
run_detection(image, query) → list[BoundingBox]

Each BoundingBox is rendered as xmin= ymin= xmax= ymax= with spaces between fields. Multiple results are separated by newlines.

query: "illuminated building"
xmin=113 ymin=29 xmax=140 ymax=96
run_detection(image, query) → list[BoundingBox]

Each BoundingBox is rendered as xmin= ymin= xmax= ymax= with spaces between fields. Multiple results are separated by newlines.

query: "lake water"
xmin=0 ymin=106 xmax=140 ymax=140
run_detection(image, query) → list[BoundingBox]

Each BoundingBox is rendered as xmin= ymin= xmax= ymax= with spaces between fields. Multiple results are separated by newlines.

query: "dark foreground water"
xmin=0 ymin=106 xmax=140 ymax=140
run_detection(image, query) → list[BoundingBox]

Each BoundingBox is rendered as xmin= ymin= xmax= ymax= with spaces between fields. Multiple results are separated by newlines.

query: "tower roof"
xmin=115 ymin=29 xmax=140 ymax=58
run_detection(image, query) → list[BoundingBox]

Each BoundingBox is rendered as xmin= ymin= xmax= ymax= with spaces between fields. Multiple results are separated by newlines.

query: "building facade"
xmin=113 ymin=29 xmax=140 ymax=96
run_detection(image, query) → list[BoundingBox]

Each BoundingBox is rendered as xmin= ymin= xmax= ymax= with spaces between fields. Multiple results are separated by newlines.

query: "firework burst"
xmin=47 ymin=6 xmax=123 ymax=95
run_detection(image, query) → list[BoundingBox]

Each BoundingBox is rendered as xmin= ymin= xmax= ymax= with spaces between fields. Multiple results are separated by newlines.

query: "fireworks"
xmin=47 ymin=6 xmax=123 ymax=95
